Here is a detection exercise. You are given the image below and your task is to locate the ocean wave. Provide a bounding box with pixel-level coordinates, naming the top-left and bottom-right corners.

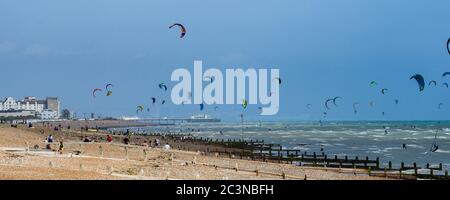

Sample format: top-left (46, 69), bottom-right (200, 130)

top-left (424, 136), bottom-right (448, 140)
top-left (292, 146), bottom-right (310, 151)
top-left (406, 144), bottom-right (425, 149)
top-left (371, 135), bottom-right (386, 138)
top-left (309, 130), bottom-right (340, 134)
top-left (381, 147), bottom-right (403, 152)
top-left (434, 149), bottom-right (450, 154)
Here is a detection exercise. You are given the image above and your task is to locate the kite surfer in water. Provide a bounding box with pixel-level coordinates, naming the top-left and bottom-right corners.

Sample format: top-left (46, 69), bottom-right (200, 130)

top-left (431, 144), bottom-right (439, 152)
top-left (430, 129), bottom-right (440, 152)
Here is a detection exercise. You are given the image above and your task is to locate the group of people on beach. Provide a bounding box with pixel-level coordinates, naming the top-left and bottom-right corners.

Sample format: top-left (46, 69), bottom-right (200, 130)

top-left (43, 134), bottom-right (64, 153)
top-left (131, 138), bottom-right (171, 150)
top-left (98, 128), bottom-right (173, 150)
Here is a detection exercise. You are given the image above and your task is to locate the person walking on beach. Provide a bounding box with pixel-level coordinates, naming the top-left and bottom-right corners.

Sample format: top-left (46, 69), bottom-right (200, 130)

top-left (47, 135), bottom-right (54, 143)
top-left (107, 135), bottom-right (113, 142)
top-left (123, 137), bottom-right (130, 145)
top-left (163, 143), bottom-right (171, 150)
top-left (402, 143), bottom-right (407, 149)
top-left (58, 141), bottom-right (64, 154)
top-left (45, 138), bottom-right (52, 150)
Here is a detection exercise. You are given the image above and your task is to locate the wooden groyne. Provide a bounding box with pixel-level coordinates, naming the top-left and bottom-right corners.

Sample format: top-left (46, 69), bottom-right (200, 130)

top-left (18, 123), bottom-right (449, 180)
top-left (140, 133), bottom-right (448, 180)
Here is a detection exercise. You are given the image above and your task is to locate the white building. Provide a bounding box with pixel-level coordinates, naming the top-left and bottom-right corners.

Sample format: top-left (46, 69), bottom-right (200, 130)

top-left (0, 110), bottom-right (36, 118)
top-left (39, 109), bottom-right (58, 120)
top-left (0, 96), bottom-right (60, 119)
top-left (0, 97), bottom-right (45, 112)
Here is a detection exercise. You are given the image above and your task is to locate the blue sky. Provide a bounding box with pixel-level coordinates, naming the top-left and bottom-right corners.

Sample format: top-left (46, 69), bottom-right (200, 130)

top-left (0, 0), bottom-right (449, 121)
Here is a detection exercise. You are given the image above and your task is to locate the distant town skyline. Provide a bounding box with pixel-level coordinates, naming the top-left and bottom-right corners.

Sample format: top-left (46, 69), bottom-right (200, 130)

top-left (0, 96), bottom-right (60, 120)
top-left (1, 1), bottom-right (450, 121)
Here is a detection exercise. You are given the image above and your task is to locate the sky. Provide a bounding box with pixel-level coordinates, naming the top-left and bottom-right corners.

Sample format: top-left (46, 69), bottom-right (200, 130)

top-left (0, 0), bottom-right (449, 121)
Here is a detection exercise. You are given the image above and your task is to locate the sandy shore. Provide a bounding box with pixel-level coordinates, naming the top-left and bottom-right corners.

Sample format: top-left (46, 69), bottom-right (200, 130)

top-left (0, 125), bottom-right (390, 180)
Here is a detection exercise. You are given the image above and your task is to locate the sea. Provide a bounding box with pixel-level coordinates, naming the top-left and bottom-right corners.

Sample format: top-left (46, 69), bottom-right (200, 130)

top-left (121, 121), bottom-right (450, 171)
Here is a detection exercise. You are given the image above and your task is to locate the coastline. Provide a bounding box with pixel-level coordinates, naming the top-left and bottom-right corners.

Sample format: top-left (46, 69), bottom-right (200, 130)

top-left (0, 124), bottom-right (390, 180)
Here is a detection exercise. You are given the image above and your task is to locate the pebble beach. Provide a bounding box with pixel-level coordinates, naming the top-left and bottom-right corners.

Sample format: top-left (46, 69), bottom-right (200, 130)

top-left (0, 124), bottom-right (389, 180)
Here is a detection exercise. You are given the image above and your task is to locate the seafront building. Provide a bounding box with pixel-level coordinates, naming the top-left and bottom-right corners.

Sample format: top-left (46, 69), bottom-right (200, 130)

top-left (0, 96), bottom-right (60, 120)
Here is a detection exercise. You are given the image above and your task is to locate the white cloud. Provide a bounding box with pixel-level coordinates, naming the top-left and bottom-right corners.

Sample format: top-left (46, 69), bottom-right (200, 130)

top-left (0, 42), bottom-right (16, 53)
top-left (132, 53), bottom-right (146, 59)
top-left (23, 44), bottom-right (50, 56)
